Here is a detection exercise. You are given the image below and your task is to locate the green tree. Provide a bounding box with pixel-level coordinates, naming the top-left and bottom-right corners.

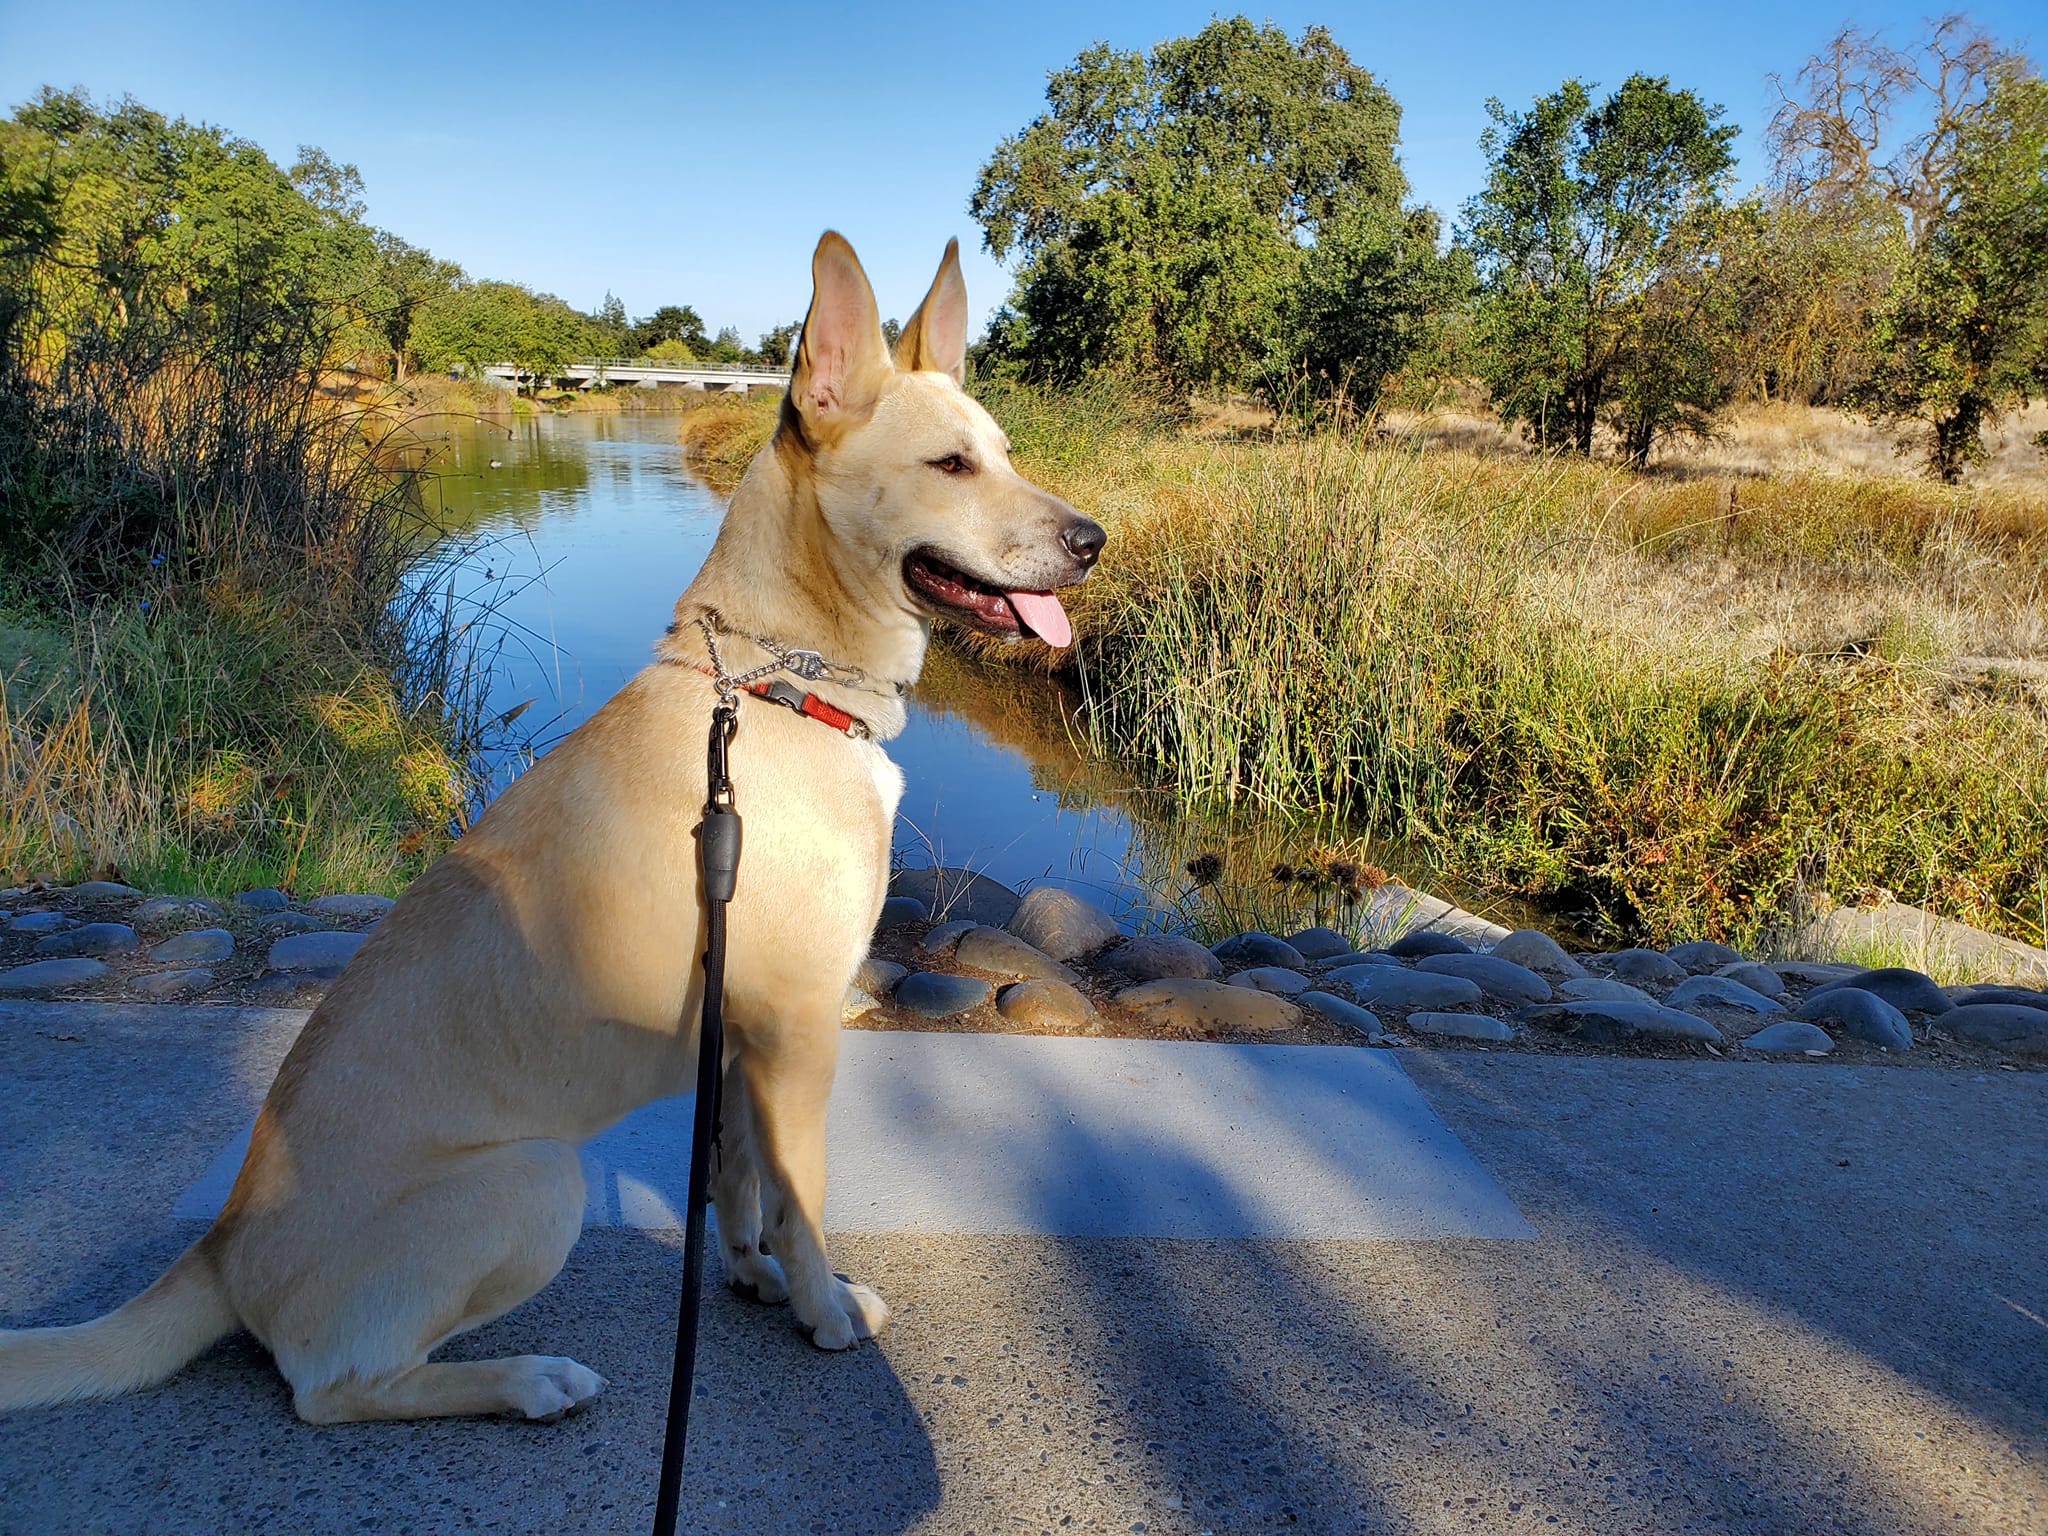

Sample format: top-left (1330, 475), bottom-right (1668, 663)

top-left (360, 232), bottom-right (460, 381)
top-left (756, 321), bottom-right (799, 367)
top-left (971, 18), bottom-right (1413, 396)
top-left (627, 303), bottom-right (706, 356)
top-left (1284, 202), bottom-right (1473, 410)
top-left (1461, 75), bottom-right (1738, 461)
top-left (1863, 69), bottom-right (2048, 480)
top-left (1710, 193), bottom-right (1904, 405)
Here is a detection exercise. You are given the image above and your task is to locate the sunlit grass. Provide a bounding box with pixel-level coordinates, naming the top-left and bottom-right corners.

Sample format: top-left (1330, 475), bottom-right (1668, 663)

top-left (0, 592), bottom-right (475, 894)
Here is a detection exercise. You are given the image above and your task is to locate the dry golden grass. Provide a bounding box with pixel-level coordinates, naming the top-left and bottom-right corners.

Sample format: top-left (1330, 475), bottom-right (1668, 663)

top-left (1380, 398), bottom-right (2048, 489)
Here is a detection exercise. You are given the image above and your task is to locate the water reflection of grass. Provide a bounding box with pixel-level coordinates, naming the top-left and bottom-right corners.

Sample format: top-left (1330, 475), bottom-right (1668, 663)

top-left (913, 646), bottom-right (1544, 942)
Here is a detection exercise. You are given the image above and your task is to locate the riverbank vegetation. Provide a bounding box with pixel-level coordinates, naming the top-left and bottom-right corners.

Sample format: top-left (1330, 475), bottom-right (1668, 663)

top-left (0, 91), bottom-right (488, 892)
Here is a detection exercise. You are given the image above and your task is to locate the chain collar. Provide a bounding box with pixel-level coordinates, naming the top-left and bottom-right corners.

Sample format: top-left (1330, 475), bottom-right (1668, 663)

top-left (691, 609), bottom-right (907, 706)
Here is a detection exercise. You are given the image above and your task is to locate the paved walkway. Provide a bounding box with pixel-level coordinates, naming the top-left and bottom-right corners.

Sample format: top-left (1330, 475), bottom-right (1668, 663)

top-left (3, 1001), bottom-right (2045, 1534)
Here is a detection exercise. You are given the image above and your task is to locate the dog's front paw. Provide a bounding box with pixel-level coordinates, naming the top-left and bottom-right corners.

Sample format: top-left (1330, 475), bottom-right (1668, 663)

top-left (507, 1356), bottom-right (607, 1422)
top-left (726, 1247), bottom-right (789, 1305)
top-left (835, 1278), bottom-right (890, 1341)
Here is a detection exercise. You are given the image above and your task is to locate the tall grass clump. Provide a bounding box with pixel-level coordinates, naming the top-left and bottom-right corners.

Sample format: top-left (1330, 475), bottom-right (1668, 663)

top-left (986, 393), bottom-right (2046, 949)
top-left (676, 389), bottom-right (786, 490)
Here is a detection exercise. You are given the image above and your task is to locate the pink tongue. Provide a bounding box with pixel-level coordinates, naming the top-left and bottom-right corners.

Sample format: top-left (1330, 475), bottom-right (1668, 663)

top-left (1005, 590), bottom-right (1072, 648)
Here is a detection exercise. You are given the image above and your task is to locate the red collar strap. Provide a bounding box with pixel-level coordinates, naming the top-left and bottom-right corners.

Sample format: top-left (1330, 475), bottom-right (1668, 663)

top-left (690, 663), bottom-right (869, 738)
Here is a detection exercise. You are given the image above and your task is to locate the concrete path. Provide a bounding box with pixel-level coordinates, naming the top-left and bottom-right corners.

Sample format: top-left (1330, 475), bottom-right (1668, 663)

top-left (3, 1000), bottom-right (2044, 1535)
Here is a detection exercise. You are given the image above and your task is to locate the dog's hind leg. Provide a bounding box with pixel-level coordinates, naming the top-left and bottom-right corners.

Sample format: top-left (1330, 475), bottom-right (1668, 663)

top-left (710, 1067), bottom-right (788, 1304)
top-left (738, 1037), bottom-right (888, 1350)
top-left (243, 1137), bottom-right (600, 1424)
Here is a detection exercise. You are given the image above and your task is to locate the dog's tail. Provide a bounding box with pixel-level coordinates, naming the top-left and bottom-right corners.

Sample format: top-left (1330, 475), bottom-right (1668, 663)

top-left (0, 1242), bottom-right (237, 1412)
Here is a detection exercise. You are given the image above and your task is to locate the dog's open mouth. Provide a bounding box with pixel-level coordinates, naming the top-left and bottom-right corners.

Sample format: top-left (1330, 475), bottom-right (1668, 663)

top-left (903, 552), bottom-right (1073, 647)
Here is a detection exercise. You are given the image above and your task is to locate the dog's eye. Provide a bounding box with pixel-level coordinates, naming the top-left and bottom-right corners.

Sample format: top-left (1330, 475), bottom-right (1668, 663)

top-left (928, 454), bottom-right (973, 476)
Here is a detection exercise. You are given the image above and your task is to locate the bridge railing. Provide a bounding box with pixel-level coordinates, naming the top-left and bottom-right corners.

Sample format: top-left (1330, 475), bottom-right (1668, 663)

top-left (537, 358), bottom-right (791, 375)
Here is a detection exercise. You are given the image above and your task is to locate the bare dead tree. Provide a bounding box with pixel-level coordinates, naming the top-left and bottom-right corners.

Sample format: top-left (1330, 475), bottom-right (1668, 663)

top-left (1766, 13), bottom-right (2016, 244)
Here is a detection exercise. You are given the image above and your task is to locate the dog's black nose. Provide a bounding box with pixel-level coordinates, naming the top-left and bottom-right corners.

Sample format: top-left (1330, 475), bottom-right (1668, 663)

top-left (1061, 517), bottom-right (1107, 566)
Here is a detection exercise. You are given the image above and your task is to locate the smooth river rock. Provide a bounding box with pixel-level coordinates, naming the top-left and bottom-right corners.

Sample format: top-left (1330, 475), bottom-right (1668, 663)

top-left (131, 895), bottom-right (228, 931)
top-left (1556, 977), bottom-right (1655, 1004)
top-left (1005, 886), bottom-right (1118, 961)
top-left (1605, 948), bottom-right (1688, 985)
top-left (1407, 1011), bottom-right (1515, 1042)
top-left (1384, 929), bottom-right (1473, 960)
top-left (1741, 1021), bottom-right (1836, 1054)
top-left (261, 910), bottom-right (327, 934)
top-left (1942, 1003), bottom-right (2048, 1056)
top-left (7, 911), bottom-right (77, 936)
top-left (1949, 985), bottom-right (2048, 1010)
top-left (1714, 961), bottom-right (1788, 1000)
top-left (0, 958), bottom-right (108, 994)
top-left (1526, 1000), bottom-right (1722, 1044)
top-left (266, 930), bottom-right (367, 973)
top-left (1283, 926), bottom-right (1354, 961)
top-left (1338, 968), bottom-right (1484, 1011)
top-left (1417, 953), bottom-right (1552, 1005)
top-left (233, 887), bottom-right (291, 912)
top-left (995, 979), bottom-right (1098, 1032)
top-left (1294, 991), bottom-right (1384, 1038)
top-left (854, 958), bottom-right (906, 997)
top-left (842, 986), bottom-right (881, 1021)
top-left (876, 896), bottom-right (928, 929)
top-left (952, 926), bottom-right (1079, 985)
top-left (1318, 951), bottom-right (1403, 976)
top-left (134, 968), bottom-right (215, 1000)
top-left (69, 880), bottom-right (141, 899)
top-left (917, 921), bottom-right (978, 958)
top-left (1772, 961), bottom-right (1865, 987)
top-left (1213, 931), bottom-right (1308, 970)
top-left (148, 928), bottom-right (234, 965)
top-left (1795, 987), bottom-right (1913, 1050)
top-left (34, 922), bottom-right (139, 958)
top-left (1664, 974), bottom-right (1787, 1018)
top-left (1115, 978), bottom-right (1299, 1036)
top-left (1101, 935), bottom-right (1222, 983)
top-left (1226, 966), bottom-right (1310, 996)
top-left (1488, 929), bottom-right (1586, 979)
top-left (888, 867), bottom-right (1021, 928)
top-left (1810, 966), bottom-right (1953, 1016)
top-left (892, 971), bottom-right (992, 1019)
top-left (1666, 939), bottom-right (1745, 973)
top-left (305, 893), bottom-right (396, 922)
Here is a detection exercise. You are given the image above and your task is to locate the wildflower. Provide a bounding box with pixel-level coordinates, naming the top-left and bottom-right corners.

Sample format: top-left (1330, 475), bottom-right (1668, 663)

top-left (1184, 852), bottom-right (1224, 887)
top-left (1270, 862), bottom-right (1297, 884)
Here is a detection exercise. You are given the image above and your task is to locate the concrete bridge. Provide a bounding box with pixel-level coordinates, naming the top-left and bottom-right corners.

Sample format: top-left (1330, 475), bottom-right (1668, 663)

top-left (478, 359), bottom-right (789, 393)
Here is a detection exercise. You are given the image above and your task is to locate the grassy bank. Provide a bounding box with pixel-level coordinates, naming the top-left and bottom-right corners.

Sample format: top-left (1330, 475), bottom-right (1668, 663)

top-left (678, 389), bottom-right (786, 488)
top-left (2, 311), bottom-right (485, 898)
top-left (689, 380), bottom-right (2048, 948)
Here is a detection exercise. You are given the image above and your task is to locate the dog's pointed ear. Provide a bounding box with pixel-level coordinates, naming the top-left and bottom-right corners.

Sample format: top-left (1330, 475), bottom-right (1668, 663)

top-left (893, 237), bottom-right (968, 386)
top-left (791, 232), bottom-right (890, 429)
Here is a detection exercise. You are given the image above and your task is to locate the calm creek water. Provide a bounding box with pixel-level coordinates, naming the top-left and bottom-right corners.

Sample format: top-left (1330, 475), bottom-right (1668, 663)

top-left (416, 411), bottom-right (1524, 934)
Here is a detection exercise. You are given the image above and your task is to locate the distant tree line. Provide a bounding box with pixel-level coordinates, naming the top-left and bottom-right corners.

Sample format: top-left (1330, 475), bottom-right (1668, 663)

top-left (0, 86), bottom-right (798, 404)
top-left (973, 15), bottom-right (2048, 481)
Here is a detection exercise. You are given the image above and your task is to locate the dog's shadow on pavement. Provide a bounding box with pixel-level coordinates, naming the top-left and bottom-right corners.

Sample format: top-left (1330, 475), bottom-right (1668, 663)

top-left (0, 1225), bottom-right (941, 1536)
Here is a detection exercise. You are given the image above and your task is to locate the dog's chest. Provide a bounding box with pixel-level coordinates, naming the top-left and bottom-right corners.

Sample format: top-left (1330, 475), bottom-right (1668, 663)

top-left (858, 738), bottom-right (905, 823)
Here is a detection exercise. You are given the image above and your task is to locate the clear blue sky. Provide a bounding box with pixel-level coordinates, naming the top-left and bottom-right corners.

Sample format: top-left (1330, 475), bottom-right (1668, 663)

top-left (1, 2), bottom-right (2037, 338)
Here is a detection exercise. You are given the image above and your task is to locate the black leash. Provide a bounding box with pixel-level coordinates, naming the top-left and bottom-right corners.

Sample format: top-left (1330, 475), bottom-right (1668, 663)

top-left (650, 698), bottom-right (742, 1536)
